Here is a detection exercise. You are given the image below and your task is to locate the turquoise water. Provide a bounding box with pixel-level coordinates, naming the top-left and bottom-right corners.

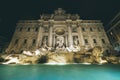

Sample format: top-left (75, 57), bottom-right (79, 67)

top-left (0, 64), bottom-right (120, 80)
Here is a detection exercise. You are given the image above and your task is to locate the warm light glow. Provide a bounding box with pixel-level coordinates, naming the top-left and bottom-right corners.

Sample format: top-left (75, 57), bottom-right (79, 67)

top-left (55, 29), bottom-right (65, 35)
top-left (2, 57), bottom-right (19, 64)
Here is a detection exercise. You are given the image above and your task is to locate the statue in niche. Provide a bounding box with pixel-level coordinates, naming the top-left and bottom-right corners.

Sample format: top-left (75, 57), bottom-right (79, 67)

top-left (74, 36), bottom-right (79, 46)
top-left (72, 36), bottom-right (80, 52)
top-left (55, 36), bottom-right (65, 50)
top-left (41, 37), bottom-right (49, 50)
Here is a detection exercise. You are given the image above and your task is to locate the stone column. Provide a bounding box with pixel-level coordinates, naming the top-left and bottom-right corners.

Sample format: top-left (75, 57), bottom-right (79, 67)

top-left (88, 35), bottom-right (93, 48)
top-left (68, 25), bottom-right (73, 47)
top-left (7, 40), bottom-right (16, 53)
top-left (48, 26), bottom-right (53, 47)
top-left (65, 35), bottom-right (68, 47)
top-left (17, 39), bottom-right (21, 49)
top-left (53, 34), bottom-right (56, 47)
top-left (77, 25), bottom-right (84, 46)
top-left (36, 25), bottom-right (43, 48)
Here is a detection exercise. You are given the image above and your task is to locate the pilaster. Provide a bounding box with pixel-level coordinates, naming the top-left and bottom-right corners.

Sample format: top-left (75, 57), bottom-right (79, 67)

top-left (48, 26), bottom-right (53, 47)
top-left (36, 22), bottom-right (43, 48)
top-left (67, 24), bottom-right (73, 47)
top-left (77, 24), bottom-right (85, 46)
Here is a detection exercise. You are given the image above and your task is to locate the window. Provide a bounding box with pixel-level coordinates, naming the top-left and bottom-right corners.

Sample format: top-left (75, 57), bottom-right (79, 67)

top-left (84, 39), bottom-right (88, 44)
top-left (19, 27), bottom-right (23, 31)
top-left (110, 32), bottom-right (113, 35)
top-left (32, 39), bottom-right (36, 45)
top-left (98, 27), bottom-right (101, 31)
top-left (27, 27), bottom-right (30, 32)
top-left (82, 27), bottom-right (85, 32)
top-left (14, 39), bottom-right (19, 45)
top-left (44, 29), bottom-right (48, 32)
top-left (90, 27), bottom-right (93, 31)
top-left (24, 39), bottom-right (27, 44)
top-left (35, 27), bottom-right (39, 32)
top-left (72, 28), bottom-right (77, 32)
top-left (93, 39), bottom-right (97, 44)
top-left (101, 39), bottom-right (105, 44)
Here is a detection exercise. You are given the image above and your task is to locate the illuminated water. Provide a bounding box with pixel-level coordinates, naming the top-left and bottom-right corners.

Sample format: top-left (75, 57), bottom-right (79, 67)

top-left (0, 64), bottom-right (120, 80)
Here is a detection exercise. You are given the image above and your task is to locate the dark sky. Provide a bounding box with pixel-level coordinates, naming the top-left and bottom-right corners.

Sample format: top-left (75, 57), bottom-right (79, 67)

top-left (0, 0), bottom-right (120, 40)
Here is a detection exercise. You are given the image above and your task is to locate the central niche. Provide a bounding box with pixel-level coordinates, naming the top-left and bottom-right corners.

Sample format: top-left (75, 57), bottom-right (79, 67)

top-left (55, 28), bottom-right (65, 35)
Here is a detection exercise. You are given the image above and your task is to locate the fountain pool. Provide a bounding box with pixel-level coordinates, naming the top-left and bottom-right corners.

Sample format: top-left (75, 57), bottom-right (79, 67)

top-left (0, 64), bottom-right (120, 80)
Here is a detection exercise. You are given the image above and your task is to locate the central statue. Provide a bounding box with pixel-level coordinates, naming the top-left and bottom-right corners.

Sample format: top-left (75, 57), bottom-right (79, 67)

top-left (55, 36), bottom-right (65, 49)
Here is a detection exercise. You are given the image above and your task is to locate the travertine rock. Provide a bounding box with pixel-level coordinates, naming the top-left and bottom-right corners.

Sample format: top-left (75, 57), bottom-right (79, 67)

top-left (47, 52), bottom-right (74, 63)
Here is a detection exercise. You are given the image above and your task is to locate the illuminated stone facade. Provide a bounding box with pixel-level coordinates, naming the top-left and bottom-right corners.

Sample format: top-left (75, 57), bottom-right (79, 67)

top-left (7, 8), bottom-right (110, 53)
top-left (107, 12), bottom-right (120, 51)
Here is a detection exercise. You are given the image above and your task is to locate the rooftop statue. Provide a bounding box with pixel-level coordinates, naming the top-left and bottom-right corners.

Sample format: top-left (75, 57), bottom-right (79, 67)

top-left (54, 8), bottom-right (66, 15)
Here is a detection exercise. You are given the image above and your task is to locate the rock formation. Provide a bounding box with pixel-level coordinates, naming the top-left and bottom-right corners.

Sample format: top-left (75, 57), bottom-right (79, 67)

top-left (0, 46), bottom-right (120, 64)
top-left (74, 46), bottom-right (107, 64)
top-left (47, 52), bottom-right (74, 63)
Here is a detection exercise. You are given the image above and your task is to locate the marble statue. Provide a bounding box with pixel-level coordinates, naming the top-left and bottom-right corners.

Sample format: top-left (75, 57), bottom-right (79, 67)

top-left (41, 37), bottom-right (49, 50)
top-left (55, 36), bottom-right (65, 50)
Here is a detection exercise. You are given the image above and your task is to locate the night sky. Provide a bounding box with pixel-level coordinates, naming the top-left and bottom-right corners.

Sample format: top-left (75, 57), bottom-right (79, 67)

top-left (0, 0), bottom-right (120, 40)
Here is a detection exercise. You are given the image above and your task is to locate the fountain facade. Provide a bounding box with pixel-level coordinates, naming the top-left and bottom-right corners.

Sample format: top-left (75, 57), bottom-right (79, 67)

top-left (6, 8), bottom-right (110, 54)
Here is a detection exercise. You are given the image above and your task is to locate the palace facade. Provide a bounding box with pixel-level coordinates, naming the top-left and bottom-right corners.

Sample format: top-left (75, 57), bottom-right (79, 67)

top-left (106, 12), bottom-right (120, 52)
top-left (7, 8), bottom-right (110, 53)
